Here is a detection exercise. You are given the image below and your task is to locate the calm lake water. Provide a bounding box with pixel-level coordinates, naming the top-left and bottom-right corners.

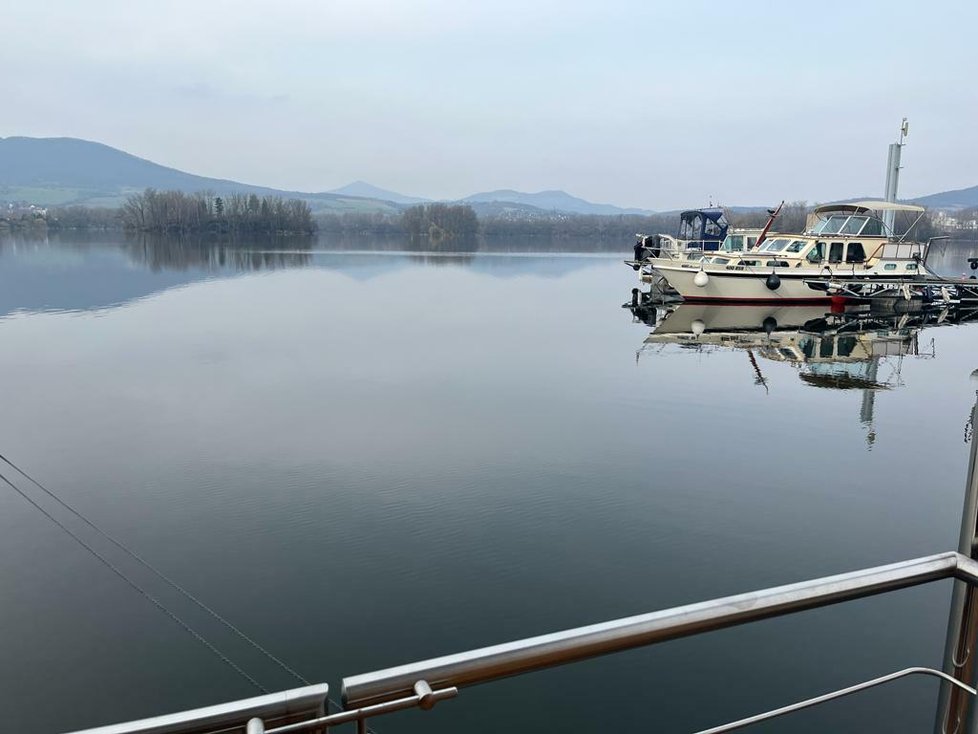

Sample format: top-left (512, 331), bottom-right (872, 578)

top-left (1, 234), bottom-right (978, 733)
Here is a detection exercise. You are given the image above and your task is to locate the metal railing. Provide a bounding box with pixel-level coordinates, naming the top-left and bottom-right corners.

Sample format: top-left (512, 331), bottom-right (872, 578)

top-left (68, 684), bottom-right (329, 734)
top-left (692, 667), bottom-right (975, 734)
top-left (64, 550), bottom-right (978, 734)
top-left (246, 681), bottom-right (457, 734)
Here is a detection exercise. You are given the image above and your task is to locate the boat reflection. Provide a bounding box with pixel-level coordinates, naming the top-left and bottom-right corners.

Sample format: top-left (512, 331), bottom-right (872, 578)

top-left (629, 300), bottom-right (978, 447)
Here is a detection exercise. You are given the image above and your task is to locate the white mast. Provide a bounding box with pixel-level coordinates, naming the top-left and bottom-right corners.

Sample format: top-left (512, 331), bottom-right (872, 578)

top-left (882, 118), bottom-right (909, 235)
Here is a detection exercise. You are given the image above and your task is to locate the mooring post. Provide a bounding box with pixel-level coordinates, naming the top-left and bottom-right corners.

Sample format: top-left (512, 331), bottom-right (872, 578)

top-left (937, 389), bottom-right (978, 734)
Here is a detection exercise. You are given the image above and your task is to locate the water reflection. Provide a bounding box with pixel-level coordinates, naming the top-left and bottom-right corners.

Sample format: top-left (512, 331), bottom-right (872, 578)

top-left (125, 234), bottom-right (313, 272)
top-left (630, 300), bottom-right (978, 447)
top-left (0, 235), bottom-right (616, 319)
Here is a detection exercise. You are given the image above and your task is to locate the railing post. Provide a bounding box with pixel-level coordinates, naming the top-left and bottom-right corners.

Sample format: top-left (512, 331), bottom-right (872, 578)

top-left (937, 390), bottom-right (978, 734)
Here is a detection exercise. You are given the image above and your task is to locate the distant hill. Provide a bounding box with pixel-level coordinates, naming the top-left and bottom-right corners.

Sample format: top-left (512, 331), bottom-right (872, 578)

top-left (0, 137), bottom-right (400, 213)
top-left (6, 135), bottom-right (975, 217)
top-left (461, 189), bottom-right (653, 216)
top-left (462, 200), bottom-right (555, 219)
top-left (911, 185), bottom-right (978, 210)
top-left (328, 180), bottom-right (429, 205)
top-left (0, 139), bottom-right (658, 216)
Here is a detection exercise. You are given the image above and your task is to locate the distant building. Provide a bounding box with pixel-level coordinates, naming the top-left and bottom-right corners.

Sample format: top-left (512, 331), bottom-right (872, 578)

top-left (934, 209), bottom-right (978, 231)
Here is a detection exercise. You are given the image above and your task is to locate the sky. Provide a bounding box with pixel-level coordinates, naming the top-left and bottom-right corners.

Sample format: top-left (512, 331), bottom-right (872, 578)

top-left (2, 0), bottom-right (976, 210)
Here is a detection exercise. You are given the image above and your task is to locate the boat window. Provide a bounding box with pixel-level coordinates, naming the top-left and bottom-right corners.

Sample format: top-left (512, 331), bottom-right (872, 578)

top-left (820, 339), bottom-right (835, 359)
top-left (704, 217), bottom-right (724, 238)
top-left (800, 337), bottom-right (816, 359)
top-left (829, 242), bottom-right (844, 264)
top-left (766, 260), bottom-right (789, 267)
top-left (837, 336), bottom-right (857, 358)
top-left (846, 242), bottom-right (866, 263)
top-left (816, 215), bottom-right (849, 235)
top-left (906, 262), bottom-right (918, 270)
top-left (680, 214), bottom-right (704, 241)
top-left (806, 242), bottom-right (825, 264)
top-left (859, 218), bottom-right (883, 236)
top-left (739, 259), bottom-right (759, 266)
top-left (712, 257), bottom-right (730, 264)
top-left (723, 235), bottom-right (744, 251)
top-left (762, 238), bottom-right (789, 252)
top-left (884, 263), bottom-right (897, 271)
top-left (786, 239), bottom-right (807, 253)
top-left (747, 236), bottom-right (758, 249)
top-left (841, 216), bottom-right (867, 235)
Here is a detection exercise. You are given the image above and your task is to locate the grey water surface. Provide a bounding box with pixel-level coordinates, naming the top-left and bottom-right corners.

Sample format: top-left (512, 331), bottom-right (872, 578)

top-left (1, 234), bottom-right (977, 734)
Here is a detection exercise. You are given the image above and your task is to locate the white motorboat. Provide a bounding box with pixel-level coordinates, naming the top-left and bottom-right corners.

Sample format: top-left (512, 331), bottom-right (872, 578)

top-left (647, 200), bottom-right (936, 303)
top-left (631, 207), bottom-right (764, 265)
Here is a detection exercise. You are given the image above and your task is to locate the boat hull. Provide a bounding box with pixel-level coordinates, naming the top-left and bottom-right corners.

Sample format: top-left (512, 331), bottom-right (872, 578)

top-left (652, 263), bottom-right (835, 303)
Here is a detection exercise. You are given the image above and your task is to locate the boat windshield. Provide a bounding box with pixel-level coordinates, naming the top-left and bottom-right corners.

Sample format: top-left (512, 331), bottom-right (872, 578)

top-left (758, 238), bottom-right (789, 252)
top-left (810, 214), bottom-right (886, 237)
top-left (812, 215), bottom-right (850, 235)
top-left (840, 216), bottom-right (868, 235)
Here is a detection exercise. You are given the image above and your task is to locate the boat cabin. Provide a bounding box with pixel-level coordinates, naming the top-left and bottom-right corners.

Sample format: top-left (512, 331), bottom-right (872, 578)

top-left (715, 201), bottom-right (929, 270)
top-left (718, 228), bottom-right (762, 253)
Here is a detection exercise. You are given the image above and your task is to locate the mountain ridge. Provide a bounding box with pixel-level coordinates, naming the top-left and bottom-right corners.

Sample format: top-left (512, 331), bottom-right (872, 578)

top-left (460, 188), bottom-right (655, 216)
top-left (327, 180), bottom-right (430, 205)
top-left (2, 136), bottom-right (976, 215)
top-left (0, 136), bottom-right (400, 213)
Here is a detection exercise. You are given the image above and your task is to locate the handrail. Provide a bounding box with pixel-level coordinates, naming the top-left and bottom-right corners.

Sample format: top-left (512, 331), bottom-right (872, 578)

top-left (248, 681), bottom-right (457, 734)
top-left (66, 684), bottom-right (329, 734)
top-left (692, 667), bottom-right (976, 734)
top-left (343, 552), bottom-right (978, 708)
top-left (62, 552), bottom-right (978, 734)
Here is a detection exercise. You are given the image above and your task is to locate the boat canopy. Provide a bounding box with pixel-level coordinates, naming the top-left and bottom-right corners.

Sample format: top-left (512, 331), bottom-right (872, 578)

top-left (812, 200), bottom-right (926, 216)
top-left (678, 207), bottom-right (728, 248)
top-left (806, 200), bottom-right (925, 237)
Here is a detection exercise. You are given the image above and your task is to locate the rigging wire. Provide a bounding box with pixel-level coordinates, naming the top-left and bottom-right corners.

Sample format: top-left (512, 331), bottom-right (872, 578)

top-left (0, 452), bottom-right (310, 688)
top-left (0, 467), bottom-right (267, 694)
top-left (0, 452), bottom-right (382, 733)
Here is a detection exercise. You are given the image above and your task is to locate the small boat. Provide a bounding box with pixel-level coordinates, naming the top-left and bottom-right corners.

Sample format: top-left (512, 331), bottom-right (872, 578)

top-left (631, 207), bottom-right (763, 264)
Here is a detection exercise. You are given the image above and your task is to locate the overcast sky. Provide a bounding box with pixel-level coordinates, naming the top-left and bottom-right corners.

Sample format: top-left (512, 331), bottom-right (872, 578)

top-left (2, 0), bottom-right (975, 209)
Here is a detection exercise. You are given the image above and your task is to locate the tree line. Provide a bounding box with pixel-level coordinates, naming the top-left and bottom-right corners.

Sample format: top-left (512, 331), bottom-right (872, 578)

top-left (5, 195), bottom-right (952, 244)
top-left (317, 204), bottom-right (480, 243)
top-left (401, 203), bottom-right (479, 242)
top-left (120, 189), bottom-right (315, 234)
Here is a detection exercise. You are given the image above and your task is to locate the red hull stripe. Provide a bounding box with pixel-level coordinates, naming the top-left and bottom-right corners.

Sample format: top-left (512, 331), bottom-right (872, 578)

top-left (680, 296), bottom-right (838, 304)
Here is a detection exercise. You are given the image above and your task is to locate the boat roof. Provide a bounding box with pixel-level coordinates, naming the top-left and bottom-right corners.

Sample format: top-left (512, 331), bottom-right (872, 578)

top-left (680, 207), bottom-right (726, 220)
top-left (812, 200), bottom-right (925, 215)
